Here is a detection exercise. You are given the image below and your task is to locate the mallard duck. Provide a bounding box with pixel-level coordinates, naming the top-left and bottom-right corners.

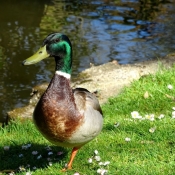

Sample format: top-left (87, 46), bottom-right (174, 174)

top-left (23, 33), bottom-right (103, 171)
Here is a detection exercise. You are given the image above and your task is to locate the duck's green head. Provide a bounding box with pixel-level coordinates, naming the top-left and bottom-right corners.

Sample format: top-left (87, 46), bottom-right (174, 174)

top-left (23, 33), bottom-right (72, 74)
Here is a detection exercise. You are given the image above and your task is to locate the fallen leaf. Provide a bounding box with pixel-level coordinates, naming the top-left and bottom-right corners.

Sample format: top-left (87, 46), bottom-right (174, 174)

top-left (165, 94), bottom-right (175, 100)
top-left (144, 91), bottom-right (149, 99)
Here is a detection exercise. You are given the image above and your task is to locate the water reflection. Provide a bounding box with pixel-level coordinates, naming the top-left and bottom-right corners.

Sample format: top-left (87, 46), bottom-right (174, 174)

top-left (0, 0), bottom-right (175, 122)
top-left (40, 0), bottom-right (174, 66)
top-left (0, 0), bottom-right (50, 121)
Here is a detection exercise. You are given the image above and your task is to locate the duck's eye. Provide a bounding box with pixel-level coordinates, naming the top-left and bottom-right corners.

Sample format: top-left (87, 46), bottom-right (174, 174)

top-left (55, 39), bottom-right (60, 42)
top-left (39, 51), bottom-right (42, 54)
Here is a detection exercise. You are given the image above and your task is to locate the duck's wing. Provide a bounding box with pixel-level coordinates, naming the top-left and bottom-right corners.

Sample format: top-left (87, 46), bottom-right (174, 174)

top-left (72, 88), bottom-right (103, 143)
top-left (73, 88), bottom-right (103, 115)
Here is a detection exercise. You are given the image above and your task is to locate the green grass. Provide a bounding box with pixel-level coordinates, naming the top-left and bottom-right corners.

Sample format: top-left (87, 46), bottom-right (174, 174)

top-left (1, 66), bottom-right (175, 174)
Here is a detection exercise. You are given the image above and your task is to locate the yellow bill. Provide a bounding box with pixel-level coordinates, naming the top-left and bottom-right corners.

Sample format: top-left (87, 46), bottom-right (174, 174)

top-left (23, 45), bottom-right (49, 65)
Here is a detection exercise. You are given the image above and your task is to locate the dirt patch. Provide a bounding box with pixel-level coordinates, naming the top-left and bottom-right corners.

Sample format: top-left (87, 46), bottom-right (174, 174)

top-left (72, 53), bottom-right (175, 104)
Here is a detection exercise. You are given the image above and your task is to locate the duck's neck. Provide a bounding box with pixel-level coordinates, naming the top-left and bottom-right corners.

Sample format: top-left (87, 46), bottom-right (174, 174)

top-left (54, 41), bottom-right (72, 74)
top-left (55, 56), bottom-right (72, 74)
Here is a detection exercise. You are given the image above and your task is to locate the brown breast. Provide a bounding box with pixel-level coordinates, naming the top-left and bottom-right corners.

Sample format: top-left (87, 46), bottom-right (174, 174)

top-left (33, 74), bottom-right (82, 143)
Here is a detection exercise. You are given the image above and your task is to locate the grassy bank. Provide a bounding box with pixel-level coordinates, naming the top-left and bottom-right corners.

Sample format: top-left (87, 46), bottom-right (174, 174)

top-left (1, 66), bottom-right (175, 175)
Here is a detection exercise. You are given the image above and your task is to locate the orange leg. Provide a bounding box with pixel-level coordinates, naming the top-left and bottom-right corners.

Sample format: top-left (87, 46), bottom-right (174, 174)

top-left (62, 147), bottom-right (80, 171)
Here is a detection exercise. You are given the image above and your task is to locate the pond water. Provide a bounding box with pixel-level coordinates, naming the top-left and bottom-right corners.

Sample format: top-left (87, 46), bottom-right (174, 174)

top-left (0, 0), bottom-right (175, 122)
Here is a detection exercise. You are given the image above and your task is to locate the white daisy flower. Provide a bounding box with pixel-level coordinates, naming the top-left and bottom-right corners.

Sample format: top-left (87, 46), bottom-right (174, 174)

top-left (131, 111), bottom-right (139, 118)
top-left (125, 137), bottom-right (131, 142)
top-left (45, 146), bottom-right (52, 151)
top-left (145, 114), bottom-right (154, 121)
top-left (94, 150), bottom-right (98, 155)
top-left (97, 168), bottom-right (108, 175)
top-left (37, 155), bottom-right (42, 159)
top-left (4, 146), bottom-right (10, 151)
top-left (99, 162), bottom-right (104, 165)
top-left (172, 111), bottom-right (175, 116)
top-left (88, 158), bottom-right (93, 163)
top-left (104, 161), bottom-right (110, 166)
top-left (158, 114), bottom-right (164, 119)
top-left (114, 122), bottom-right (120, 128)
top-left (48, 151), bottom-right (53, 155)
top-left (9, 172), bottom-right (15, 175)
top-left (73, 173), bottom-right (80, 175)
top-left (149, 127), bottom-right (156, 133)
top-left (22, 145), bottom-right (28, 150)
top-left (57, 151), bottom-right (63, 155)
top-left (48, 162), bottom-right (52, 166)
top-left (32, 151), bottom-right (38, 155)
top-left (19, 154), bottom-right (23, 158)
top-left (27, 144), bottom-right (31, 148)
top-left (19, 166), bottom-right (26, 171)
top-left (167, 84), bottom-right (173, 90)
top-left (94, 155), bottom-right (101, 161)
top-left (22, 144), bottom-right (31, 150)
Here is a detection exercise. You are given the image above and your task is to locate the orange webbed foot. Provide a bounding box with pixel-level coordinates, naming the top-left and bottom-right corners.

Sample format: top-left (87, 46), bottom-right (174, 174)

top-left (61, 167), bottom-right (71, 172)
top-left (61, 147), bottom-right (80, 171)
top-left (61, 163), bottom-right (73, 172)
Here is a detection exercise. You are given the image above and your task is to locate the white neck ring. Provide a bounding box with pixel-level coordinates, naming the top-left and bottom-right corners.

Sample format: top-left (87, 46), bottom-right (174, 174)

top-left (55, 71), bottom-right (71, 79)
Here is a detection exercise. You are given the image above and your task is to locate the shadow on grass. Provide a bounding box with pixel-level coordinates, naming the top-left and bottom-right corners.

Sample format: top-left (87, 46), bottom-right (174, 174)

top-left (0, 143), bottom-right (68, 174)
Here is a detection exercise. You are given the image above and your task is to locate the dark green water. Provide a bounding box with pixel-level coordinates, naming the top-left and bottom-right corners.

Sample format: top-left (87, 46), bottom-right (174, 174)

top-left (0, 0), bottom-right (175, 122)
